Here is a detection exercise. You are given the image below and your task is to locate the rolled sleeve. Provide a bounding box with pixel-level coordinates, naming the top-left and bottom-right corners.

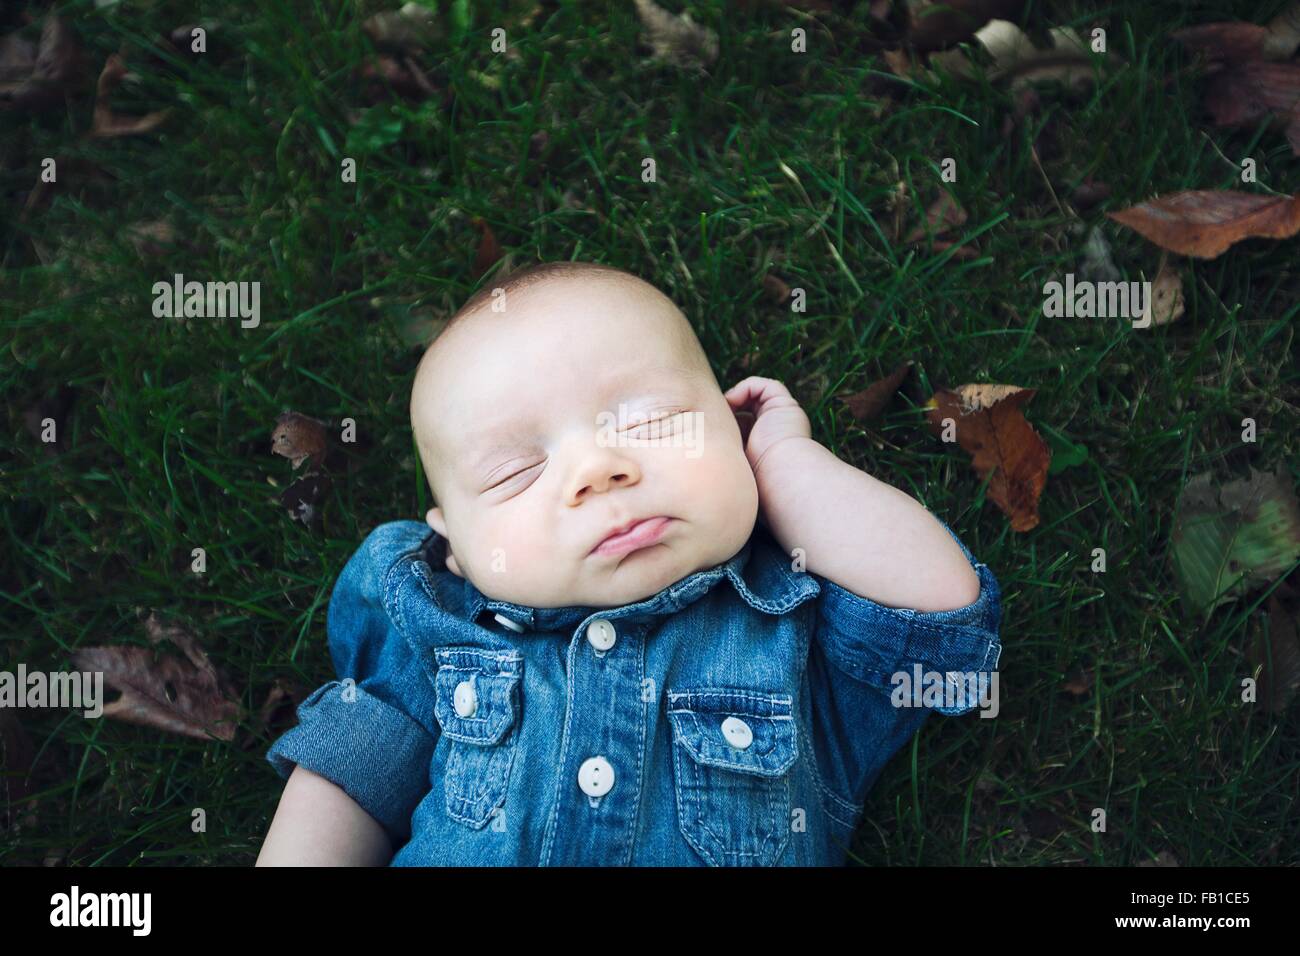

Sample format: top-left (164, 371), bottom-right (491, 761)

top-left (267, 679), bottom-right (436, 846)
top-left (266, 521), bottom-right (441, 849)
top-left (814, 518), bottom-right (1002, 716)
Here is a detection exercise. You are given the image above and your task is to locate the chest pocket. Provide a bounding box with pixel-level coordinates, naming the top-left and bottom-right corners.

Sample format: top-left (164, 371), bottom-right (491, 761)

top-left (431, 647), bottom-right (523, 830)
top-left (667, 688), bottom-right (798, 866)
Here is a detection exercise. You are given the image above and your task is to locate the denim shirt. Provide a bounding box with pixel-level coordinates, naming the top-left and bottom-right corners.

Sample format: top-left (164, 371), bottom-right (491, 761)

top-left (266, 516), bottom-right (1002, 866)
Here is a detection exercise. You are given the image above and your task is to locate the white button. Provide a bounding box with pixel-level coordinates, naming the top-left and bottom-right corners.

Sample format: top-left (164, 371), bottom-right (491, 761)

top-left (453, 679), bottom-right (477, 717)
top-left (494, 613), bottom-right (525, 633)
top-left (586, 618), bottom-right (617, 651)
top-left (577, 756), bottom-right (615, 796)
top-left (721, 717), bottom-right (753, 750)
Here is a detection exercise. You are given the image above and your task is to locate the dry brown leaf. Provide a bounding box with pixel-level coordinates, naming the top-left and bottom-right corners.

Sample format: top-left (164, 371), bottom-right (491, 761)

top-left (930, 19), bottom-right (1109, 91)
top-left (1172, 3), bottom-right (1300, 63)
top-left (72, 615), bottom-right (241, 742)
top-left (907, 0), bottom-right (1024, 52)
top-left (90, 53), bottom-right (170, 137)
top-left (633, 0), bottom-right (719, 72)
top-left (270, 411), bottom-right (329, 469)
top-left (280, 472), bottom-right (332, 525)
top-left (1107, 190), bottom-right (1300, 259)
top-left (1202, 61), bottom-right (1300, 156)
top-left (839, 362), bottom-right (913, 422)
top-left (1141, 258), bottom-right (1185, 327)
top-left (924, 384), bottom-right (1050, 532)
top-left (0, 15), bottom-right (85, 112)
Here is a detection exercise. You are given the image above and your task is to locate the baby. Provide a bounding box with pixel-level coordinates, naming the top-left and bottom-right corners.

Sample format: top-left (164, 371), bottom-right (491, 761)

top-left (257, 260), bottom-right (1003, 866)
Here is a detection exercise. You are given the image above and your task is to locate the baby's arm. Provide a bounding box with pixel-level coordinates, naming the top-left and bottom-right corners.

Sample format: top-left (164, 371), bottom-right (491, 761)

top-left (256, 765), bottom-right (393, 866)
top-left (727, 376), bottom-right (981, 612)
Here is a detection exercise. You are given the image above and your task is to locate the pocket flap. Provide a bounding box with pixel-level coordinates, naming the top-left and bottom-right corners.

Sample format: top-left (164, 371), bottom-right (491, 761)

top-left (666, 688), bottom-right (797, 776)
top-left (432, 647), bottom-right (522, 745)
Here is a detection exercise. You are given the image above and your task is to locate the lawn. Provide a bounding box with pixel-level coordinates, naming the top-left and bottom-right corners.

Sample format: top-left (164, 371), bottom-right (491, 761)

top-left (3, 0), bottom-right (1298, 866)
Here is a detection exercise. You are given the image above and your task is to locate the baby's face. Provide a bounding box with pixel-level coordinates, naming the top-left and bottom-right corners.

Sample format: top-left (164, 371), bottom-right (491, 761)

top-left (412, 276), bottom-right (759, 609)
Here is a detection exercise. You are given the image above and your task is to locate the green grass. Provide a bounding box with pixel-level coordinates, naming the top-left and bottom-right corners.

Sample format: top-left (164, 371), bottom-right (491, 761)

top-left (3, 0), bottom-right (1298, 866)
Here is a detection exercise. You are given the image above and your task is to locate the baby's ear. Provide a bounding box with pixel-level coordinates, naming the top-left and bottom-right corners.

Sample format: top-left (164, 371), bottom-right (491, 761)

top-left (424, 507), bottom-right (464, 578)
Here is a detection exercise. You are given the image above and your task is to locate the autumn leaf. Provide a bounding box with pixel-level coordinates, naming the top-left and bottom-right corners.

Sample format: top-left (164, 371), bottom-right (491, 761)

top-left (1140, 257), bottom-right (1185, 327)
top-left (840, 362), bottom-right (913, 422)
top-left (280, 472), bottom-right (333, 526)
top-left (930, 19), bottom-right (1114, 92)
top-left (761, 273), bottom-right (792, 304)
top-left (90, 53), bottom-right (170, 138)
top-left (1172, 3), bottom-right (1300, 64)
top-left (1107, 190), bottom-right (1300, 259)
top-left (0, 15), bottom-right (86, 113)
top-left (270, 411), bottom-right (328, 469)
top-left (1170, 467), bottom-right (1300, 617)
top-left (70, 613), bottom-right (242, 742)
top-left (924, 384), bottom-right (1050, 532)
top-left (1202, 61), bottom-right (1300, 156)
top-left (633, 0), bottom-right (719, 73)
top-left (906, 0), bottom-right (1024, 53)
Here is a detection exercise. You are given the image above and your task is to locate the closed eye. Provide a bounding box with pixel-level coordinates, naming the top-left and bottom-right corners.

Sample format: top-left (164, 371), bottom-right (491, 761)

top-left (484, 459), bottom-right (545, 492)
top-left (623, 409), bottom-right (688, 436)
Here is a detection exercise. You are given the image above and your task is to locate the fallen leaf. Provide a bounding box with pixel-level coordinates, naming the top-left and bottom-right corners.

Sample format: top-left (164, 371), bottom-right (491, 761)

top-left (280, 472), bottom-right (332, 525)
top-left (90, 53), bottom-right (170, 137)
top-left (924, 384), bottom-right (1050, 532)
top-left (1202, 61), bottom-right (1300, 156)
top-left (1172, 3), bottom-right (1300, 63)
top-left (633, 0), bottom-right (719, 72)
top-left (71, 616), bottom-right (242, 741)
top-left (930, 19), bottom-right (1113, 91)
top-left (840, 362), bottom-right (913, 422)
top-left (270, 411), bottom-right (328, 469)
top-left (0, 15), bottom-right (85, 112)
top-left (1107, 190), bottom-right (1300, 259)
top-left (1170, 467), bottom-right (1300, 616)
top-left (906, 0), bottom-right (1024, 52)
top-left (1248, 593), bottom-right (1300, 712)
top-left (1141, 258), bottom-right (1185, 326)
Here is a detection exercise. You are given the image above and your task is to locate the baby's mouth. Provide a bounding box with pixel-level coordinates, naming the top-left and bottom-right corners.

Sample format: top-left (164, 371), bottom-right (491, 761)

top-left (589, 516), bottom-right (674, 558)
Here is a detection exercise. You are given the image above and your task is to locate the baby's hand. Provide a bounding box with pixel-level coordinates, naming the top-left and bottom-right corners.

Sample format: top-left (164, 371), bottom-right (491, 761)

top-left (724, 376), bottom-right (813, 479)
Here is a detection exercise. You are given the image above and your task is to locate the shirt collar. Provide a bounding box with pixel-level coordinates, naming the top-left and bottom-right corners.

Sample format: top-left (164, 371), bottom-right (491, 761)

top-left (419, 524), bottom-right (819, 634)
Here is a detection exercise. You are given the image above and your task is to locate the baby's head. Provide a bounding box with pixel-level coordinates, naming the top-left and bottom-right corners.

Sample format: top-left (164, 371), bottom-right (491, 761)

top-left (410, 261), bottom-right (759, 609)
